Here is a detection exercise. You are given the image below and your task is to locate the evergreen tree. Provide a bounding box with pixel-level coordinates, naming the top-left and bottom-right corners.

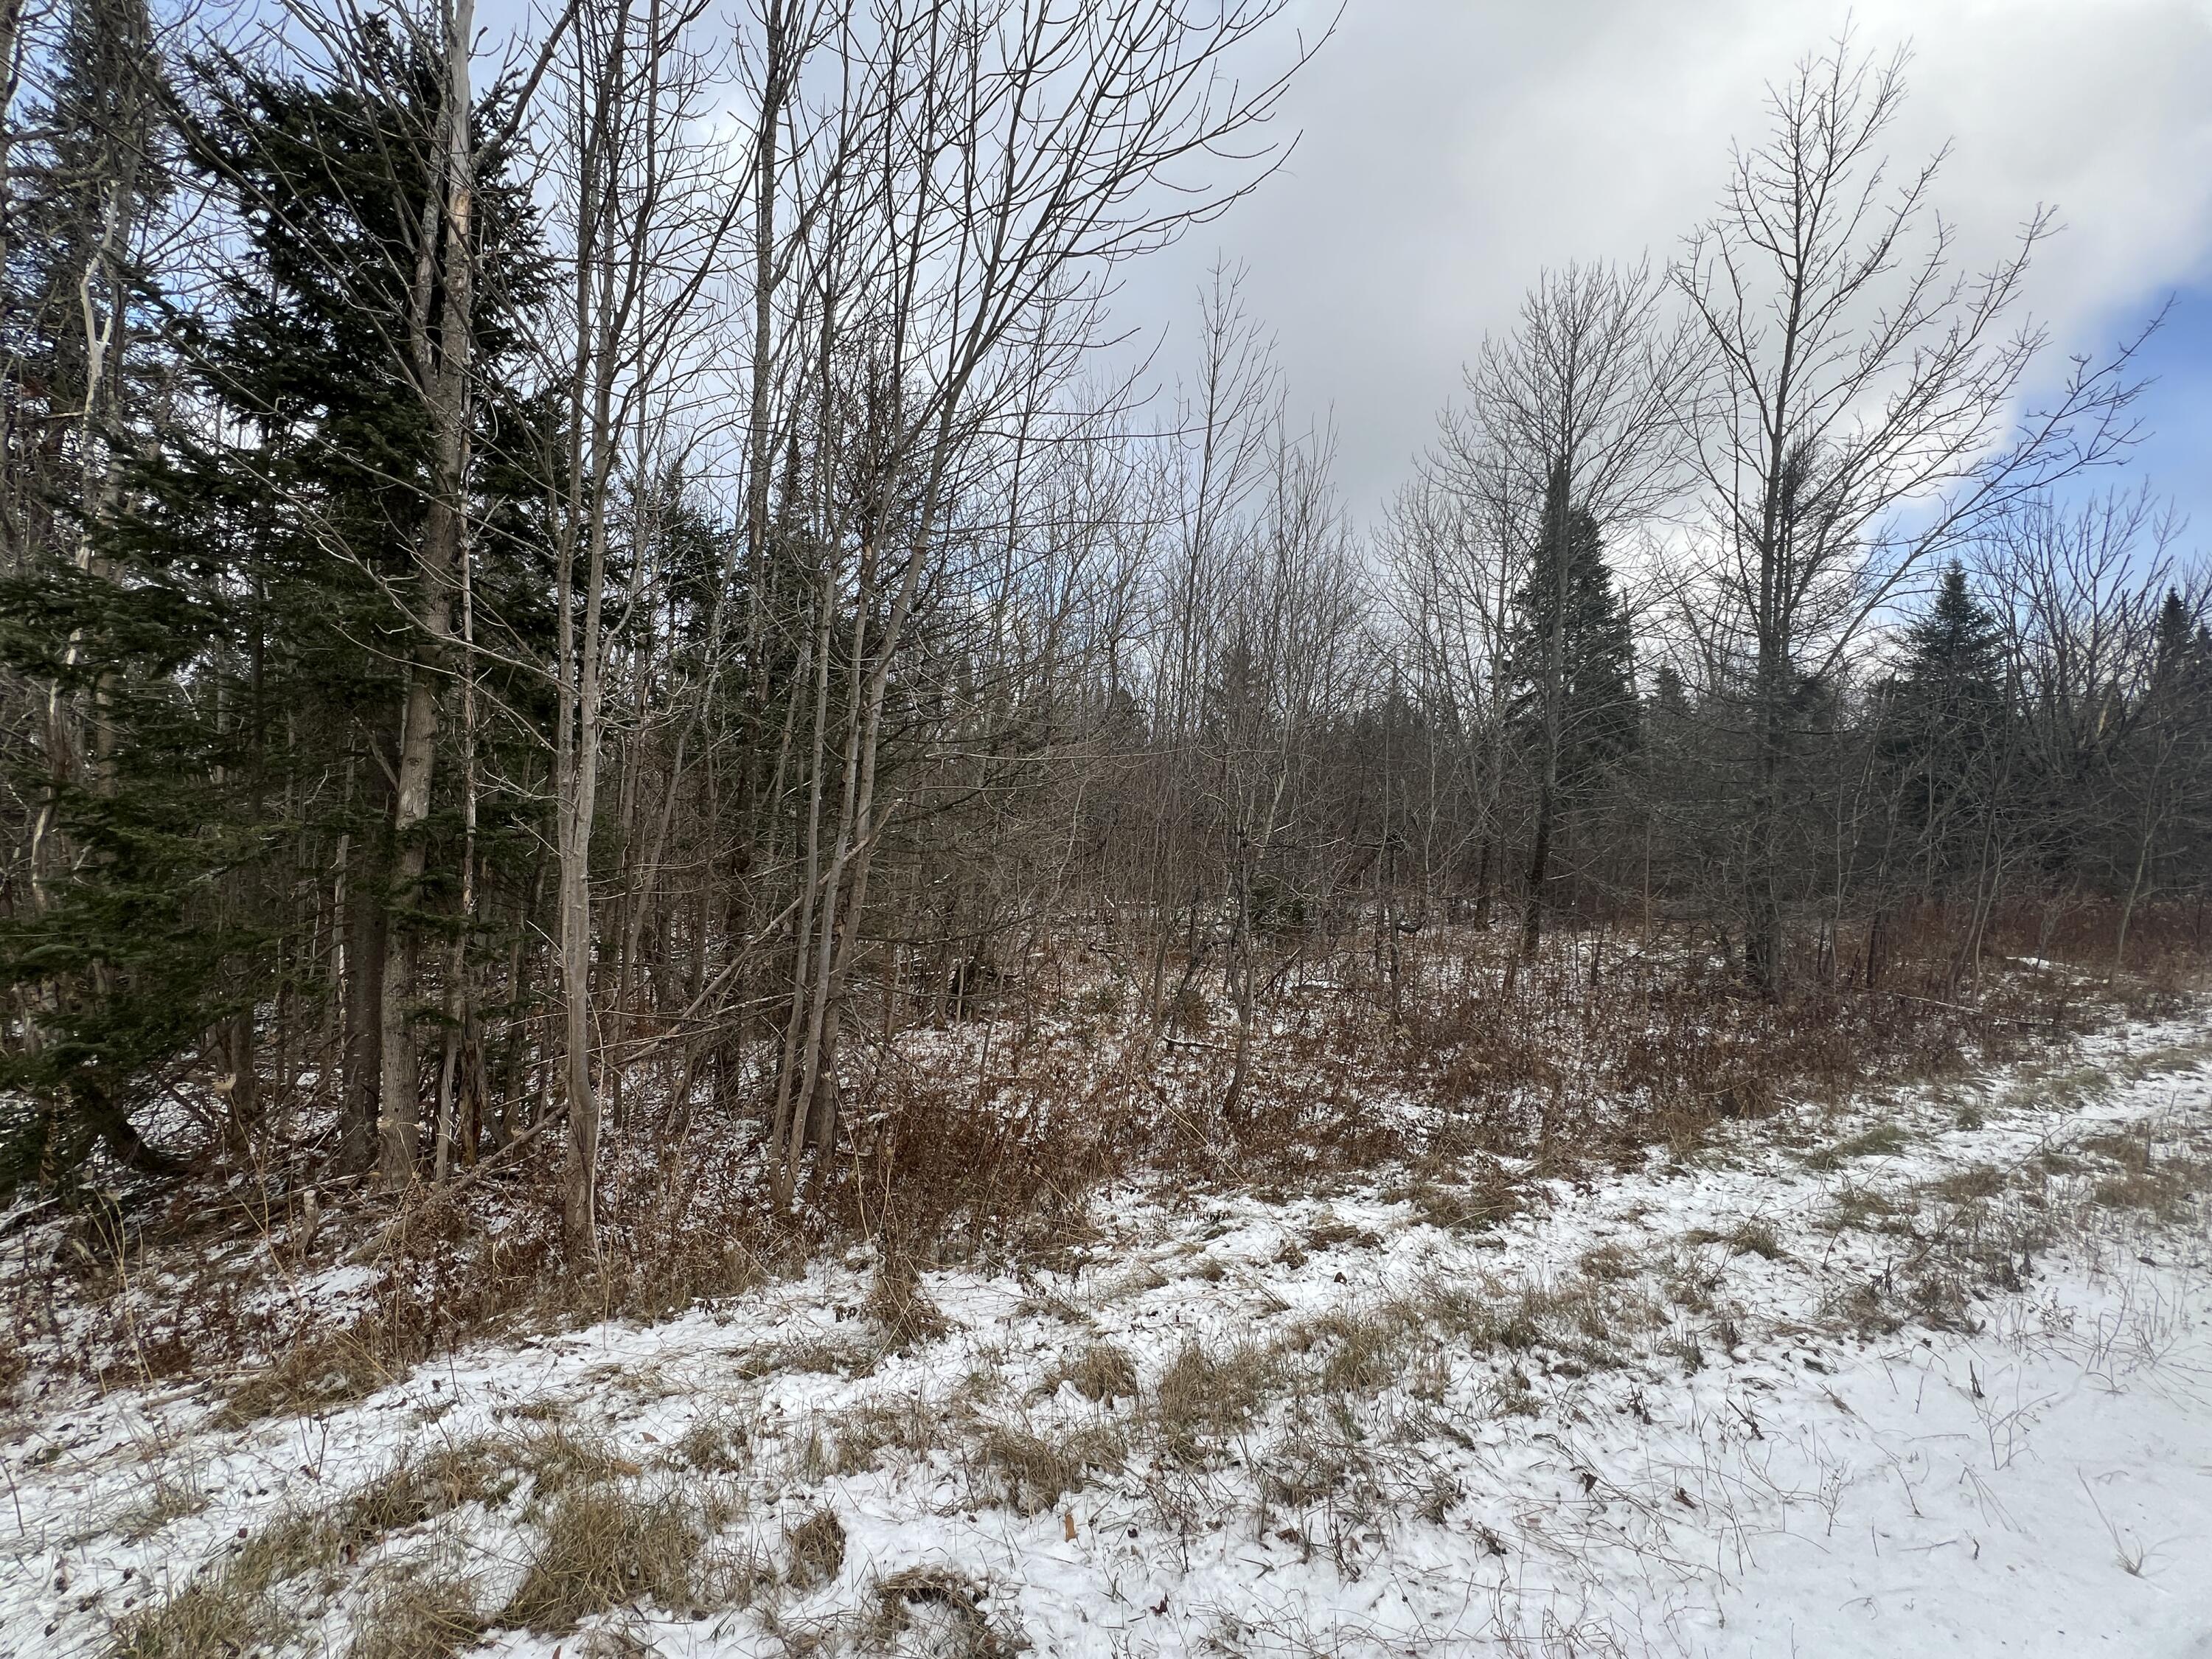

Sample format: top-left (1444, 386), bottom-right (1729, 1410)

top-left (2127, 590), bottom-right (2212, 925)
top-left (0, 21), bottom-right (546, 1190)
top-left (1878, 563), bottom-right (2008, 890)
top-left (0, 0), bottom-right (170, 569)
top-left (1509, 469), bottom-right (1638, 785)
top-left (1507, 463), bottom-right (1636, 950)
top-left (2149, 589), bottom-right (2199, 695)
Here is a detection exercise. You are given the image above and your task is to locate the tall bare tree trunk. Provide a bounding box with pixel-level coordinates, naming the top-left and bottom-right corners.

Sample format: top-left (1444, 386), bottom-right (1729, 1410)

top-left (378, 0), bottom-right (476, 1186)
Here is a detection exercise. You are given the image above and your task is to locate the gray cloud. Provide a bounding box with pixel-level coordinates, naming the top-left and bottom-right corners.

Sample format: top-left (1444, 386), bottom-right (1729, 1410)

top-left (1111, 0), bottom-right (2212, 515)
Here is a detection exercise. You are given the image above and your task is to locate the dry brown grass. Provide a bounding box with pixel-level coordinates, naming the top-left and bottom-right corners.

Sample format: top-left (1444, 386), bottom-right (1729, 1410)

top-left (110, 1571), bottom-right (285, 1659)
top-left (1287, 1307), bottom-right (1411, 1396)
top-left (116, 1467), bottom-right (209, 1543)
top-left (111, 1435), bottom-right (524, 1657)
top-left (515, 1424), bottom-right (639, 1503)
top-left (1043, 1340), bottom-right (1139, 1404)
top-left (868, 1565), bottom-right (1016, 1658)
top-left (109, 1506), bottom-right (342, 1658)
top-left (969, 1421), bottom-right (1127, 1513)
top-left (217, 1327), bottom-right (397, 1426)
top-left (1820, 1180), bottom-right (1911, 1234)
top-left (826, 1393), bottom-right (947, 1476)
top-left (1806, 1107), bottom-right (2212, 1341)
top-left (120, 1425), bottom-right (717, 1653)
top-left (2075, 1127), bottom-right (2212, 1217)
top-left (32, 891), bottom-right (2188, 1420)
top-left (1933, 1164), bottom-right (2007, 1203)
top-left (1804, 1124), bottom-right (1913, 1170)
top-left (1681, 1219), bottom-right (1786, 1260)
top-left (670, 1408), bottom-right (751, 1473)
top-left (44, 1133), bottom-right (788, 1422)
top-left (783, 1504), bottom-right (846, 1590)
top-left (1303, 1213), bottom-right (1382, 1251)
top-left (499, 1481), bottom-right (704, 1632)
top-left (341, 1437), bottom-right (519, 1538)
top-left (865, 1253), bottom-right (953, 1352)
top-left (1152, 1339), bottom-right (1284, 1461)
top-left (1396, 1162), bottom-right (1525, 1232)
top-left (345, 1571), bottom-right (482, 1659)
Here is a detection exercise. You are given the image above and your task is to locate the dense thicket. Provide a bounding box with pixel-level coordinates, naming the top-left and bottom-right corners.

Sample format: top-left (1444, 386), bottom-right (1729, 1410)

top-left (1, 6), bottom-right (2204, 1229)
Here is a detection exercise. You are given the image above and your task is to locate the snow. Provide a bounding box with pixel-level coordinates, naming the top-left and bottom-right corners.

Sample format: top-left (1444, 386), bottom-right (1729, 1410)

top-left (4, 1013), bottom-right (2211, 1657)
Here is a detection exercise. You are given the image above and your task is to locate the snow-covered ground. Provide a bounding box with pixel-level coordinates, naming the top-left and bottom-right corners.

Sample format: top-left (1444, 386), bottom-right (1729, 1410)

top-left (5, 1012), bottom-right (2211, 1658)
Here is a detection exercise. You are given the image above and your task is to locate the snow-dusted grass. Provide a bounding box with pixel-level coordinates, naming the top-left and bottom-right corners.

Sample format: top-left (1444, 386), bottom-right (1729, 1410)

top-left (7, 1015), bottom-right (2212, 1656)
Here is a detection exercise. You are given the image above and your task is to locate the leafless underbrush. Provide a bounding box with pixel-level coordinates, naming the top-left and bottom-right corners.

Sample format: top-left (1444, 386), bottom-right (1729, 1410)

top-left (7, 899), bottom-right (2197, 1415)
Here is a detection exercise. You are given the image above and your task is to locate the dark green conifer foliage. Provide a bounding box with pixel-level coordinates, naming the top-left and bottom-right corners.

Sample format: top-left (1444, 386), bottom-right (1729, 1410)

top-left (1509, 467), bottom-right (1638, 789)
top-left (2132, 589), bottom-right (2212, 908)
top-left (1879, 563), bottom-right (2007, 888)
top-left (1506, 464), bottom-right (1636, 950)
top-left (0, 24), bottom-right (546, 1189)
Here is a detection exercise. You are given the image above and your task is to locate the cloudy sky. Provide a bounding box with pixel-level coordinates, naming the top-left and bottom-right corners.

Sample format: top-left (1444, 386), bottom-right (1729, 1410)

top-left (1110, 0), bottom-right (2212, 532)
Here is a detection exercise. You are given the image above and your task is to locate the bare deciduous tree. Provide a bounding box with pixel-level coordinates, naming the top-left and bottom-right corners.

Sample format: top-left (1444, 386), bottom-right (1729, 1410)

top-left (1674, 34), bottom-right (2141, 992)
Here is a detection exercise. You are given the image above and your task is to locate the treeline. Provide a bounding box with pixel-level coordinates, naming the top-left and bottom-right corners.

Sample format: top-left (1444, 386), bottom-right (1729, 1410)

top-left (0, 1), bottom-right (2203, 1229)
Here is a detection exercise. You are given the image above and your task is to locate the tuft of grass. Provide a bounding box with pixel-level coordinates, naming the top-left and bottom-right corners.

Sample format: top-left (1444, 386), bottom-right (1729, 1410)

top-left (516, 1425), bottom-right (638, 1505)
top-left (828, 1394), bottom-right (945, 1476)
top-left (345, 1571), bottom-right (481, 1659)
top-left (970, 1421), bottom-right (1125, 1514)
top-left (1576, 1242), bottom-right (1641, 1281)
top-left (2078, 1129), bottom-right (2211, 1217)
top-left (1805, 1123), bottom-right (1911, 1170)
top-left (1821, 1180), bottom-right (1910, 1234)
top-left (1820, 1279), bottom-right (1904, 1338)
top-left (1258, 1429), bottom-right (1369, 1509)
top-left (218, 1330), bottom-right (395, 1427)
top-left (870, 1565), bottom-right (1015, 1658)
top-left (1727, 1217), bottom-right (1786, 1259)
top-left (1933, 1164), bottom-right (2006, 1204)
top-left (1304, 1214), bottom-right (1382, 1252)
top-left (2091, 1171), bottom-right (2189, 1214)
top-left (866, 1256), bottom-right (953, 1353)
top-left (784, 1504), bottom-right (847, 1590)
top-left (1400, 1165), bottom-right (1524, 1233)
top-left (1152, 1340), bottom-right (1283, 1461)
top-left (499, 1481), bottom-right (703, 1632)
top-left (111, 1573), bottom-right (284, 1659)
top-left (1684, 1217), bottom-right (1787, 1260)
top-left (671, 1408), bottom-right (751, 1473)
top-left (695, 1537), bottom-right (775, 1610)
top-left (343, 1437), bottom-right (518, 1541)
top-left (1664, 1256), bottom-right (1722, 1314)
top-left (2000, 1062), bottom-right (2113, 1115)
top-left (1290, 1308), bottom-right (1411, 1396)
top-left (110, 1509), bottom-right (341, 1658)
top-left (112, 1436), bottom-right (543, 1659)
top-left (1474, 1369), bottom-right (1541, 1417)
top-left (118, 1467), bottom-right (210, 1543)
top-left (751, 1335), bottom-right (881, 1379)
top-left (1043, 1340), bottom-right (1138, 1404)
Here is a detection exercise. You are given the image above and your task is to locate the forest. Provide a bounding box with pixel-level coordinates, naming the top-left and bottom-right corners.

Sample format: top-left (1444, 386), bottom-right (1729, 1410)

top-left (4, 1), bottom-right (2212, 1650)
top-left (13, 0), bottom-right (2212, 1655)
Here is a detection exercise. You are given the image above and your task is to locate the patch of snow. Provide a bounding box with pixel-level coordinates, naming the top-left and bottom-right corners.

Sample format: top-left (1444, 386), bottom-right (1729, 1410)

top-left (5, 1015), bottom-right (2211, 1655)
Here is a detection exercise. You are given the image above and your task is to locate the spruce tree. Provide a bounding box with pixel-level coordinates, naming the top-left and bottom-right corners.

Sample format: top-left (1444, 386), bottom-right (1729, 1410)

top-left (1879, 563), bottom-right (2007, 891)
top-left (0, 22), bottom-right (546, 1191)
top-left (1508, 463), bottom-right (1636, 951)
